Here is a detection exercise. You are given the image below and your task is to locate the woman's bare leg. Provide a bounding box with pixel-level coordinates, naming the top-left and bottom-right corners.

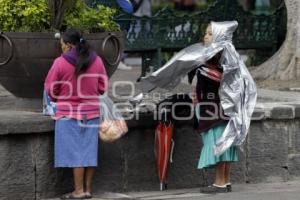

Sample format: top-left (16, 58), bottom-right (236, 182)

top-left (85, 167), bottom-right (96, 194)
top-left (73, 168), bottom-right (85, 196)
top-left (215, 162), bottom-right (226, 186)
top-left (225, 162), bottom-right (231, 184)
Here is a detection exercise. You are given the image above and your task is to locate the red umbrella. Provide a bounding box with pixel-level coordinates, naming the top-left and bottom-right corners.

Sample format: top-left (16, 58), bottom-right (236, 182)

top-left (154, 121), bottom-right (175, 190)
top-left (154, 94), bottom-right (191, 190)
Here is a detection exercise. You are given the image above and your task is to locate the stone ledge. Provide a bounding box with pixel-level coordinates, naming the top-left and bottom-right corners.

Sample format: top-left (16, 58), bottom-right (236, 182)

top-left (254, 102), bottom-right (300, 120)
top-left (0, 111), bottom-right (54, 135)
top-left (0, 110), bottom-right (157, 136)
top-left (270, 106), bottom-right (295, 119)
top-left (1, 102), bottom-right (300, 135)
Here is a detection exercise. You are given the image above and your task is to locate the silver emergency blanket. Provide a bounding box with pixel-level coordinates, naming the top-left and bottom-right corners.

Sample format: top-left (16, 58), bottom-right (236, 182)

top-left (140, 21), bottom-right (257, 155)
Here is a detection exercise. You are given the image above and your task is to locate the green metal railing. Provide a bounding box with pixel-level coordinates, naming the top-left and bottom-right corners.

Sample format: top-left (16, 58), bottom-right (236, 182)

top-left (91, 0), bottom-right (285, 76)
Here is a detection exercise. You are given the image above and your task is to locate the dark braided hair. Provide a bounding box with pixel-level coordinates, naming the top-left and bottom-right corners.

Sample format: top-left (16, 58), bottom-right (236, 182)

top-left (62, 29), bottom-right (91, 75)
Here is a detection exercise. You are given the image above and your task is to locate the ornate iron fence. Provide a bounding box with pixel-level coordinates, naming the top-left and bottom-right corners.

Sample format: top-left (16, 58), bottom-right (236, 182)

top-left (90, 0), bottom-right (285, 76)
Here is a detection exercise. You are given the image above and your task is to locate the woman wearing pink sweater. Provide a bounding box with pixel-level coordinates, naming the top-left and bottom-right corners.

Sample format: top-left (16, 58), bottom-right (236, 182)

top-left (45, 29), bottom-right (108, 199)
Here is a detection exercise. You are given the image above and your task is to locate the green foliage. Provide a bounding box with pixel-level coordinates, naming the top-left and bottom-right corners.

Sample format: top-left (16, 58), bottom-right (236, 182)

top-left (0, 0), bottom-right (50, 32)
top-left (64, 0), bottom-right (119, 33)
top-left (0, 0), bottom-right (119, 32)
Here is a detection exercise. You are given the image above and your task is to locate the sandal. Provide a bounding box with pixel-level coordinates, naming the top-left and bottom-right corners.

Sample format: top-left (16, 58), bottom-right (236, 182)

top-left (60, 192), bottom-right (87, 199)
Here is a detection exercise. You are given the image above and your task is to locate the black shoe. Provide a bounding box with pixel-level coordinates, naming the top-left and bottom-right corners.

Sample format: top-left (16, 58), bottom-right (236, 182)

top-left (200, 185), bottom-right (228, 194)
top-left (226, 184), bottom-right (232, 192)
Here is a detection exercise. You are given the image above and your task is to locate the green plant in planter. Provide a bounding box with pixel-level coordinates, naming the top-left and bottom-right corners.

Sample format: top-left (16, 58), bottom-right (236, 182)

top-left (0, 0), bottom-right (50, 32)
top-left (0, 0), bottom-right (119, 32)
top-left (64, 0), bottom-right (119, 33)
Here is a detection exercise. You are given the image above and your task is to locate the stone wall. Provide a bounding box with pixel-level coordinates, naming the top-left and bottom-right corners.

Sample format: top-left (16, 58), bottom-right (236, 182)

top-left (1, 106), bottom-right (300, 200)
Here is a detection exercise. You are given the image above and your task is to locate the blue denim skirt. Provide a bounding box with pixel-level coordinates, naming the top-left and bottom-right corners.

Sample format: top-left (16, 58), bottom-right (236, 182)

top-left (54, 117), bottom-right (99, 168)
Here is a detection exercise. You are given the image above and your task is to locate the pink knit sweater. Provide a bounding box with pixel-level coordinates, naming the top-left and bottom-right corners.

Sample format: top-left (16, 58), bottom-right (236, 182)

top-left (45, 56), bottom-right (108, 120)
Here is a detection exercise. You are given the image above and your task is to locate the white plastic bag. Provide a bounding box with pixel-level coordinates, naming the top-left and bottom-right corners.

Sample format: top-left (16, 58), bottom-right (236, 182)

top-left (99, 95), bottom-right (128, 142)
top-left (43, 90), bottom-right (56, 116)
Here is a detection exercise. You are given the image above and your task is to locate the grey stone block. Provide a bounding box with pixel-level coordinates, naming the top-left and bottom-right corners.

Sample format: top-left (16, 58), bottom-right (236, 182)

top-left (202, 168), bottom-right (215, 186)
top-left (0, 111), bottom-right (54, 135)
top-left (285, 120), bottom-right (300, 154)
top-left (287, 154), bottom-right (300, 178)
top-left (247, 121), bottom-right (289, 183)
top-left (0, 135), bottom-right (35, 200)
top-left (294, 105), bottom-right (300, 118)
top-left (127, 113), bottom-right (156, 129)
top-left (93, 138), bottom-right (124, 193)
top-left (231, 148), bottom-right (247, 183)
top-left (0, 184), bottom-right (35, 200)
top-left (167, 125), bottom-right (203, 189)
top-left (34, 134), bottom-right (73, 199)
top-left (270, 106), bottom-right (295, 119)
top-left (123, 128), bottom-right (158, 191)
top-left (252, 109), bottom-right (266, 121)
top-left (293, 121), bottom-right (300, 153)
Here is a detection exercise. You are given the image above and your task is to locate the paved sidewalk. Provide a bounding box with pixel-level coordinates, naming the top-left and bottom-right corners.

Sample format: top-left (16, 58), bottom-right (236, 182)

top-left (45, 180), bottom-right (300, 200)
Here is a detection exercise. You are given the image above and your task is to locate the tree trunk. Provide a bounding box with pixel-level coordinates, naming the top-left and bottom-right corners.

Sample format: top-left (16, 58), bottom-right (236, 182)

top-left (251, 0), bottom-right (300, 81)
top-left (47, 0), bottom-right (74, 30)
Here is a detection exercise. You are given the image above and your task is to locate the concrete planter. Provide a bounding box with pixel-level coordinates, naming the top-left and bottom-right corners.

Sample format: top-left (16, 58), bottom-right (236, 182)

top-left (0, 31), bottom-right (124, 98)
